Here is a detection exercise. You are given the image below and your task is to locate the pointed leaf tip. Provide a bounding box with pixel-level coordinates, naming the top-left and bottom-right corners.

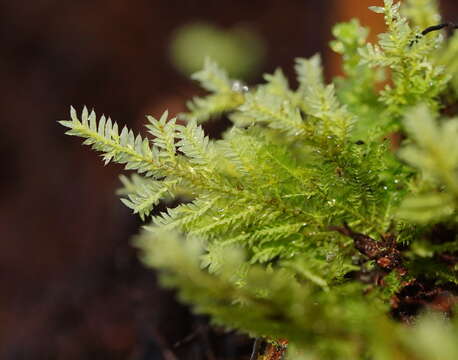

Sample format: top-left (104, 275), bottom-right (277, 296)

top-left (70, 106), bottom-right (77, 121)
top-left (368, 6), bottom-right (385, 14)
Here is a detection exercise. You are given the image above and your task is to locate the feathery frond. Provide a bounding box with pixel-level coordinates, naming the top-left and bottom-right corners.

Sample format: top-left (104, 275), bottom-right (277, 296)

top-left (182, 58), bottom-right (245, 123)
top-left (397, 105), bottom-right (458, 222)
top-left (295, 55), bottom-right (355, 141)
top-left (360, 0), bottom-right (449, 123)
top-left (61, 1), bottom-right (458, 357)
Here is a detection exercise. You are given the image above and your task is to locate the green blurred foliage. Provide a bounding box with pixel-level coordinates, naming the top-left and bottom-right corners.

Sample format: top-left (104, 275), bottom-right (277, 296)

top-left (169, 22), bottom-right (266, 79)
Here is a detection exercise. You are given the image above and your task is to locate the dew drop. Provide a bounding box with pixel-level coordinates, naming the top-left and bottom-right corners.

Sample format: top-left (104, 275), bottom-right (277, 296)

top-left (232, 80), bottom-right (249, 93)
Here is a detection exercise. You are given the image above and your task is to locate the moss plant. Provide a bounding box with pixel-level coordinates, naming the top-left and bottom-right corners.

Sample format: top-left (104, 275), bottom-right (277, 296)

top-left (61, 1), bottom-right (458, 358)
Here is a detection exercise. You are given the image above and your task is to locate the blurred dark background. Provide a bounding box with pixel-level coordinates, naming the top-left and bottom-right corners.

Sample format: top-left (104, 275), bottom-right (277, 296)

top-left (0, 1), bottom-right (456, 359)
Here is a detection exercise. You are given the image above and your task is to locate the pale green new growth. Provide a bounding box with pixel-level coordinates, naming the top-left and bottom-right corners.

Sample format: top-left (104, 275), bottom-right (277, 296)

top-left (401, 0), bottom-right (441, 28)
top-left (397, 105), bottom-right (458, 222)
top-left (60, 106), bottom-right (155, 172)
top-left (62, 1), bottom-right (458, 359)
top-left (183, 58), bottom-right (245, 123)
top-left (145, 111), bottom-right (177, 164)
top-left (118, 175), bottom-right (176, 220)
top-left (360, 0), bottom-right (449, 123)
top-left (191, 57), bottom-right (232, 93)
top-left (295, 55), bottom-right (355, 140)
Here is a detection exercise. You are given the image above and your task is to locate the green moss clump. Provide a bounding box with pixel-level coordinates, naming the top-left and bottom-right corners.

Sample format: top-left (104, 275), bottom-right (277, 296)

top-left (61, 1), bottom-right (458, 358)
